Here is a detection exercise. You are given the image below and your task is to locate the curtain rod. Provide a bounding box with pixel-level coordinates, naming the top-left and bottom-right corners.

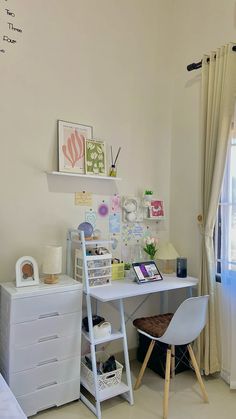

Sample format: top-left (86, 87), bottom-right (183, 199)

top-left (187, 45), bottom-right (236, 72)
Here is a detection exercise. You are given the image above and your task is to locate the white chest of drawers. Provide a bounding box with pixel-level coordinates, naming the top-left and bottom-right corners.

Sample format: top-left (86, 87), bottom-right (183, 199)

top-left (0, 275), bottom-right (83, 417)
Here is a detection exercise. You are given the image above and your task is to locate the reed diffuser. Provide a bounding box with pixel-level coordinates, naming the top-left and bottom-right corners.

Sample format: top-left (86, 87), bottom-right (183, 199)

top-left (109, 146), bottom-right (121, 177)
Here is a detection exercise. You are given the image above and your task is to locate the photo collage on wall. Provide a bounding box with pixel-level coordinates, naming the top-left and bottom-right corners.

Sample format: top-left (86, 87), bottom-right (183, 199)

top-left (75, 192), bottom-right (160, 263)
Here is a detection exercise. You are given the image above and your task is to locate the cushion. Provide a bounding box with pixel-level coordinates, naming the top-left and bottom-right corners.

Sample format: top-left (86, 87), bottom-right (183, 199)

top-left (133, 313), bottom-right (173, 338)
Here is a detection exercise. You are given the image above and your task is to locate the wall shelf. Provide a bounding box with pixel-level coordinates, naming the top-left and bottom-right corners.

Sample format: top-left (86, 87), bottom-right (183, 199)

top-left (47, 171), bottom-right (121, 181)
top-left (144, 217), bottom-right (165, 221)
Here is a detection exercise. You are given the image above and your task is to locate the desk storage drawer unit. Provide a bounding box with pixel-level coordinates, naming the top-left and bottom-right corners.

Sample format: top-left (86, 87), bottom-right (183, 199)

top-left (0, 276), bottom-right (83, 417)
top-left (75, 249), bottom-right (112, 288)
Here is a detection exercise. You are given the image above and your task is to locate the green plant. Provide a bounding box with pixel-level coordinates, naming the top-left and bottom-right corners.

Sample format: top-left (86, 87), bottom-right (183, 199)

top-left (124, 263), bottom-right (131, 270)
top-left (143, 237), bottom-right (158, 259)
top-left (144, 190), bottom-right (153, 195)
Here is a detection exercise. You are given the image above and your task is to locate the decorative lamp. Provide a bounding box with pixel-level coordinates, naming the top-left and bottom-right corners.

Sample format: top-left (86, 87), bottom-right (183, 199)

top-left (42, 245), bottom-right (62, 284)
top-left (157, 242), bottom-right (179, 274)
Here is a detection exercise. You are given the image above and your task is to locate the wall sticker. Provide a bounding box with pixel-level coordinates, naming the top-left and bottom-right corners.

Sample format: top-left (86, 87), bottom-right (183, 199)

top-left (1, 0), bottom-right (23, 55)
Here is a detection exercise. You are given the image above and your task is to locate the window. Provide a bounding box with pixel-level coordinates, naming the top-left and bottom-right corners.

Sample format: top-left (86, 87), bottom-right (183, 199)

top-left (215, 129), bottom-right (236, 280)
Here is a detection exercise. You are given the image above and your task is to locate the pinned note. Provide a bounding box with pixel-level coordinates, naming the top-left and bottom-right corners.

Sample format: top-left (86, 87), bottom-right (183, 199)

top-left (75, 192), bottom-right (92, 206)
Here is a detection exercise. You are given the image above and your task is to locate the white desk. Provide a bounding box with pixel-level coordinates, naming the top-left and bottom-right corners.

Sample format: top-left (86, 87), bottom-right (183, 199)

top-left (81, 275), bottom-right (198, 418)
top-left (88, 275), bottom-right (198, 302)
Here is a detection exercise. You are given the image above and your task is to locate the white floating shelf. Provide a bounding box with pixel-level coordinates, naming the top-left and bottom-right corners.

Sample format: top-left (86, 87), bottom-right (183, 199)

top-left (47, 171), bottom-right (121, 181)
top-left (144, 217), bottom-right (165, 221)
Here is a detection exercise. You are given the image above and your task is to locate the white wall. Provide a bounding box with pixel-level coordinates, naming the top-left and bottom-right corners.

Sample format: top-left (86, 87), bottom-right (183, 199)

top-left (169, 0), bottom-right (236, 277)
top-left (0, 0), bottom-right (173, 280)
top-left (0, 0), bottom-right (173, 351)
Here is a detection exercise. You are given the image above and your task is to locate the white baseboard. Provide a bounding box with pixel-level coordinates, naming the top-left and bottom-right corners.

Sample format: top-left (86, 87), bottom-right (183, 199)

top-left (221, 369), bottom-right (230, 385)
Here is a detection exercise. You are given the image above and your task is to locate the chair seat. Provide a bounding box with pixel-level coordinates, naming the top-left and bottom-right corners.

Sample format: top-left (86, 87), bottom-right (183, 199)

top-left (133, 313), bottom-right (173, 338)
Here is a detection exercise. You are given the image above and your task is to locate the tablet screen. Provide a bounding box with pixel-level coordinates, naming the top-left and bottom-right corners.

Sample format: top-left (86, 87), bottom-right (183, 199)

top-left (132, 261), bottom-right (163, 282)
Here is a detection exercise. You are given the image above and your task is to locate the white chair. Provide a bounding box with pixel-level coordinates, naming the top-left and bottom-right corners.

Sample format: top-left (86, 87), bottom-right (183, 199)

top-left (133, 295), bottom-right (209, 419)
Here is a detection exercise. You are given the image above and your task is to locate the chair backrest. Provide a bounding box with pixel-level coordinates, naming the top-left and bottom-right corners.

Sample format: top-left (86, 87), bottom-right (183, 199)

top-left (157, 295), bottom-right (209, 346)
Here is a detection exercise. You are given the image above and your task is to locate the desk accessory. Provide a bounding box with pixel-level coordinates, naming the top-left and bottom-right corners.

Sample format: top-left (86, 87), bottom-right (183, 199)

top-left (82, 315), bottom-right (105, 332)
top-left (93, 322), bottom-right (112, 339)
top-left (143, 190), bottom-right (154, 207)
top-left (81, 351), bottom-right (123, 392)
top-left (132, 261), bottom-right (163, 284)
top-left (176, 257), bottom-right (187, 278)
top-left (109, 146), bottom-right (121, 177)
top-left (112, 262), bottom-right (124, 280)
top-left (15, 256), bottom-right (39, 287)
top-left (42, 245), bottom-right (62, 284)
top-left (78, 222), bottom-right (93, 239)
top-left (157, 242), bottom-right (179, 274)
top-left (143, 236), bottom-right (158, 260)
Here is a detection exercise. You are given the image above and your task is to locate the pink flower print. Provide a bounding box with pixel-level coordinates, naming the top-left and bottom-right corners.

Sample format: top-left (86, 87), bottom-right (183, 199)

top-left (62, 130), bottom-right (85, 168)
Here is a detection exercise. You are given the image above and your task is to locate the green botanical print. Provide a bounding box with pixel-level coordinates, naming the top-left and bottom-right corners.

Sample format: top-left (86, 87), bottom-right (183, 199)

top-left (86, 140), bottom-right (106, 175)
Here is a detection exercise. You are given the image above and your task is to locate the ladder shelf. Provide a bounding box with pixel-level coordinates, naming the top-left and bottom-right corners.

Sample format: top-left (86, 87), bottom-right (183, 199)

top-left (66, 229), bottom-right (133, 419)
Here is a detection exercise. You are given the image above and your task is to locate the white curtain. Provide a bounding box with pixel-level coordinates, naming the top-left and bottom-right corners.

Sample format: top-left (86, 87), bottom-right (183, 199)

top-left (198, 43), bottom-right (236, 375)
top-left (221, 121), bottom-right (236, 388)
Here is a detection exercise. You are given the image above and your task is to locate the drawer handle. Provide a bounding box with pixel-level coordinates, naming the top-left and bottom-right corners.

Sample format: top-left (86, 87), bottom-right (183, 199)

top-left (106, 373), bottom-right (116, 379)
top-left (39, 312), bottom-right (59, 319)
top-left (37, 381), bottom-right (57, 390)
top-left (38, 335), bottom-right (59, 343)
top-left (37, 358), bottom-right (58, 366)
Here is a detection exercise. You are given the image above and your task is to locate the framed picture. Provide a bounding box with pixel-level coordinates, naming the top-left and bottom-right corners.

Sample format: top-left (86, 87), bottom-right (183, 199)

top-left (85, 139), bottom-right (106, 176)
top-left (149, 200), bottom-right (165, 219)
top-left (15, 256), bottom-right (40, 287)
top-left (58, 120), bottom-right (93, 174)
top-left (122, 196), bottom-right (143, 223)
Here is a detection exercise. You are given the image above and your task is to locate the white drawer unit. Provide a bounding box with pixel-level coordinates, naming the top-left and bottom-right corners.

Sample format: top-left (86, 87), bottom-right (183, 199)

top-left (75, 249), bottom-right (112, 288)
top-left (0, 275), bottom-right (83, 417)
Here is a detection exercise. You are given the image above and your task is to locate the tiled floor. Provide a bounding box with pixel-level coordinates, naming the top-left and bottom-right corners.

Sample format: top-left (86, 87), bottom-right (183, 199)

top-left (34, 361), bottom-right (236, 419)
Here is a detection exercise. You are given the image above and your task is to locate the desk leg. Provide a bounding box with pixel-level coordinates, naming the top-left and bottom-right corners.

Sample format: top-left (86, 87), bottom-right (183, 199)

top-left (187, 287), bottom-right (193, 298)
top-left (118, 299), bottom-right (134, 405)
top-left (125, 295), bottom-right (150, 325)
top-left (160, 291), bottom-right (169, 314)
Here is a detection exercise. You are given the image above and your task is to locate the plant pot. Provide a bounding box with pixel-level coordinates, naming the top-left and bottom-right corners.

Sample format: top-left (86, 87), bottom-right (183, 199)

top-left (124, 270), bottom-right (131, 278)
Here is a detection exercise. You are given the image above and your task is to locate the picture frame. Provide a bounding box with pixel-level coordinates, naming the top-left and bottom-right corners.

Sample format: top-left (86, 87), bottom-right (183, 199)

top-left (149, 200), bottom-right (165, 219)
top-left (58, 120), bottom-right (93, 174)
top-left (122, 196), bottom-right (143, 223)
top-left (15, 256), bottom-right (40, 287)
top-left (85, 139), bottom-right (107, 176)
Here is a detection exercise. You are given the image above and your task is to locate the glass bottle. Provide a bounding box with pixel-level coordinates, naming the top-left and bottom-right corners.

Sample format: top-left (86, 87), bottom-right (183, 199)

top-left (109, 164), bottom-right (117, 177)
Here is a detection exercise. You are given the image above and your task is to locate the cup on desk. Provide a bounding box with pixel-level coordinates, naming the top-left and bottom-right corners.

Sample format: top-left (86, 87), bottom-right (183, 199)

top-left (176, 257), bottom-right (187, 278)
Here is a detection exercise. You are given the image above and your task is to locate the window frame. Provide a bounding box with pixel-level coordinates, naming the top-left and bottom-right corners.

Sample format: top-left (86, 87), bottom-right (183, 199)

top-left (215, 133), bottom-right (236, 282)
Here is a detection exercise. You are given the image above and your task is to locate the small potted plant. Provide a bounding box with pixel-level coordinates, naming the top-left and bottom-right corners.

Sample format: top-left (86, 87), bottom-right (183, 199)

top-left (124, 262), bottom-right (132, 278)
top-left (143, 190), bottom-right (154, 207)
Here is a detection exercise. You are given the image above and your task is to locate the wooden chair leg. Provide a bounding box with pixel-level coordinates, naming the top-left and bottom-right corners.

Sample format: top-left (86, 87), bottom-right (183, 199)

top-left (171, 345), bottom-right (175, 378)
top-left (163, 348), bottom-right (171, 419)
top-left (187, 344), bottom-right (209, 403)
top-left (134, 339), bottom-right (155, 390)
